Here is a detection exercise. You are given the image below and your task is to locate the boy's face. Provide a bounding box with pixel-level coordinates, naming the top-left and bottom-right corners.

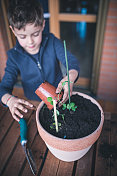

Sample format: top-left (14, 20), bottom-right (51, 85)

top-left (10, 22), bottom-right (45, 54)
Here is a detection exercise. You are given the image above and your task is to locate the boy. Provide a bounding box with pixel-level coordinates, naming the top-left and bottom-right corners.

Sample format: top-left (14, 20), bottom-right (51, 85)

top-left (0, 0), bottom-right (80, 122)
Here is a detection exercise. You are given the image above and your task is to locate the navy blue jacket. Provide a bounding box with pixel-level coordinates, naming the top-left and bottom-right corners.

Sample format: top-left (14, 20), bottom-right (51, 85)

top-left (0, 33), bottom-right (80, 102)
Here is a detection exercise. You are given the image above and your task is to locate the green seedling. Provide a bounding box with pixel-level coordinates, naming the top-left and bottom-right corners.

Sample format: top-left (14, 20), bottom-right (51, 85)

top-left (52, 109), bottom-right (65, 121)
top-left (62, 102), bottom-right (77, 111)
top-left (63, 40), bottom-right (77, 112)
top-left (46, 40), bottom-right (78, 133)
top-left (50, 122), bottom-right (61, 130)
top-left (47, 97), bottom-right (65, 132)
top-left (47, 97), bottom-right (59, 132)
top-left (64, 40), bottom-right (71, 110)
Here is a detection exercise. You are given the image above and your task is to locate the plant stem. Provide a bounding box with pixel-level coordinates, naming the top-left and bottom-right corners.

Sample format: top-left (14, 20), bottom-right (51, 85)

top-left (53, 99), bottom-right (58, 132)
top-left (64, 40), bottom-right (71, 110)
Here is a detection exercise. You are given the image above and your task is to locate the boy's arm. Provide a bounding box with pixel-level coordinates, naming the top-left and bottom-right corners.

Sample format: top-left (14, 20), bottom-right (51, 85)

top-left (56, 69), bottom-right (78, 104)
top-left (1, 94), bottom-right (34, 122)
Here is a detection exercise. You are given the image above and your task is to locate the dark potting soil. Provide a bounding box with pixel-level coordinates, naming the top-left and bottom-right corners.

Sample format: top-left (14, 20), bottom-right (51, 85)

top-left (39, 94), bottom-right (101, 139)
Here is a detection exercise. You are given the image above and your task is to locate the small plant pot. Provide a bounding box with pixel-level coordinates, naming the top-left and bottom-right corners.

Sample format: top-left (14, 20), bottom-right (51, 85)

top-left (35, 81), bottom-right (63, 110)
top-left (36, 92), bottom-right (104, 162)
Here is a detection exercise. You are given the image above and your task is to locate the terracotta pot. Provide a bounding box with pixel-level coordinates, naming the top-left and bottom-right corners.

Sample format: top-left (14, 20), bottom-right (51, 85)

top-left (35, 81), bottom-right (63, 110)
top-left (36, 92), bottom-right (104, 162)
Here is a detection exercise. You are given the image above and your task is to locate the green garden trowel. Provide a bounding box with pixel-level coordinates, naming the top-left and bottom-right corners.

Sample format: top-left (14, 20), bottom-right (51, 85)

top-left (19, 118), bottom-right (37, 175)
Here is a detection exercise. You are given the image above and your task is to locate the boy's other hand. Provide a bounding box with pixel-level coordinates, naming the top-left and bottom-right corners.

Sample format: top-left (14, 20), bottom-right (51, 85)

top-left (56, 77), bottom-right (73, 105)
top-left (7, 96), bottom-right (34, 122)
top-left (56, 69), bottom-right (78, 105)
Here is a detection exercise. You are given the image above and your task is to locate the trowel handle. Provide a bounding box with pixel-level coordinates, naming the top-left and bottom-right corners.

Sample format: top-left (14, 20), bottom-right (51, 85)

top-left (19, 118), bottom-right (27, 145)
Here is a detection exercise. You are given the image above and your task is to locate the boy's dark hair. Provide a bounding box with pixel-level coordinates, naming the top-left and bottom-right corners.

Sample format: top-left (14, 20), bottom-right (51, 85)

top-left (8, 0), bottom-right (44, 29)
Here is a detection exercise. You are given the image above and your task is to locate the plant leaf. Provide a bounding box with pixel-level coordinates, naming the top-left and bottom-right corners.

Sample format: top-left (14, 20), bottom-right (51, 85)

top-left (67, 104), bottom-right (70, 109)
top-left (62, 103), bottom-right (66, 110)
top-left (50, 101), bottom-right (53, 105)
top-left (63, 104), bottom-right (66, 108)
top-left (50, 123), bottom-right (56, 129)
top-left (62, 81), bottom-right (67, 87)
top-left (47, 97), bottom-right (53, 102)
top-left (58, 123), bottom-right (61, 127)
top-left (56, 110), bottom-right (60, 115)
top-left (70, 102), bottom-right (75, 107)
top-left (61, 114), bottom-right (65, 120)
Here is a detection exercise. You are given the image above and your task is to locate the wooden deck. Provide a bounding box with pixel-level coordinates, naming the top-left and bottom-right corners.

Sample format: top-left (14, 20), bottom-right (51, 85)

top-left (0, 103), bottom-right (117, 176)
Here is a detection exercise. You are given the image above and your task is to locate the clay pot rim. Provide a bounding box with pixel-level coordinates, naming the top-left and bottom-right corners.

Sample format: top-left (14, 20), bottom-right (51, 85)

top-left (36, 91), bottom-right (104, 142)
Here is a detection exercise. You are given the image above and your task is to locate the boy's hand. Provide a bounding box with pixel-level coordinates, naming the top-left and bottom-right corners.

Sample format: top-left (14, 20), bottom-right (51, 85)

top-left (7, 96), bottom-right (34, 122)
top-left (56, 69), bottom-right (78, 105)
top-left (56, 77), bottom-right (73, 105)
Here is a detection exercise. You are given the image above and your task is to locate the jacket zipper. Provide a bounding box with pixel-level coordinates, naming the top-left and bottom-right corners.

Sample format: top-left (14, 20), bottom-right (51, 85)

top-left (37, 61), bottom-right (45, 81)
top-left (37, 61), bottom-right (42, 70)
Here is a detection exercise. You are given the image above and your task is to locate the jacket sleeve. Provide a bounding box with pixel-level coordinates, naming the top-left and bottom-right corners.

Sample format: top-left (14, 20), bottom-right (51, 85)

top-left (0, 52), bottom-right (19, 102)
top-left (53, 35), bottom-right (80, 75)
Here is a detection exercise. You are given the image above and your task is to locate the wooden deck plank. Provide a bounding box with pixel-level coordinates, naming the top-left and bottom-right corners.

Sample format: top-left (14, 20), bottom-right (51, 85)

top-left (40, 151), bottom-right (60, 176)
top-left (94, 116), bottom-right (111, 175)
top-left (110, 113), bottom-right (117, 176)
top-left (0, 109), bottom-right (33, 175)
top-left (2, 139), bottom-right (26, 176)
top-left (0, 110), bottom-right (14, 144)
top-left (0, 120), bottom-right (20, 175)
top-left (97, 99), bottom-right (105, 112)
top-left (57, 160), bottom-right (74, 176)
top-left (75, 145), bottom-right (95, 176)
top-left (105, 102), bottom-right (117, 114)
top-left (0, 104), bottom-right (8, 120)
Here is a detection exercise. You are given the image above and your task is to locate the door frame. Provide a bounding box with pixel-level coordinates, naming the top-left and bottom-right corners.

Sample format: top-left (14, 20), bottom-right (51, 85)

top-left (1, 0), bottom-right (16, 49)
top-left (48, 0), bottom-right (109, 94)
top-left (91, 0), bottom-right (109, 94)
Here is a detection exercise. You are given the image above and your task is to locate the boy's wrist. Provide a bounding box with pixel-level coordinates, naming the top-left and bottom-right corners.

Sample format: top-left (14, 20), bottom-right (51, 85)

top-left (6, 95), bottom-right (15, 107)
top-left (69, 69), bottom-right (78, 83)
top-left (1, 94), bottom-right (15, 107)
